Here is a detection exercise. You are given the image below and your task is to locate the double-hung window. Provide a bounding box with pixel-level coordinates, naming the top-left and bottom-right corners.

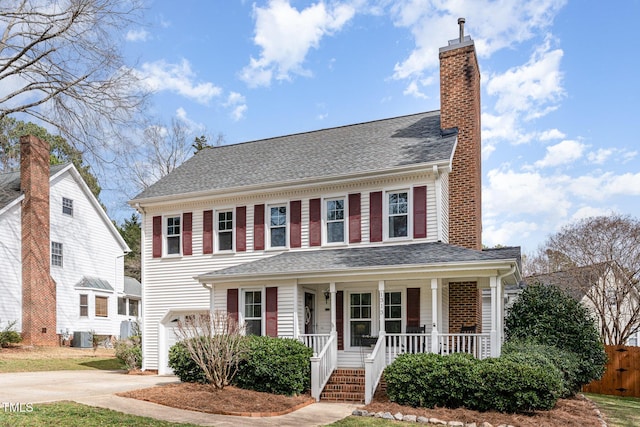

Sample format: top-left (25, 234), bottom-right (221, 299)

top-left (269, 205), bottom-right (287, 248)
top-left (388, 191), bottom-right (409, 238)
top-left (244, 290), bottom-right (262, 336)
top-left (51, 242), bottom-right (63, 267)
top-left (350, 292), bottom-right (372, 347)
top-left (326, 198), bottom-right (345, 243)
top-left (217, 211), bottom-right (233, 251)
top-left (166, 216), bottom-right (181, 255)
top-left (385, 292), bottom-right (402, 333)
top-left (62, 197), bottom-right (73, 216)
top-left (79, 294), bottom-right (88, 317)
top-left (128, 299), bottom-right (139, 317)
top-left (118, 297), bottom-right (126, 315)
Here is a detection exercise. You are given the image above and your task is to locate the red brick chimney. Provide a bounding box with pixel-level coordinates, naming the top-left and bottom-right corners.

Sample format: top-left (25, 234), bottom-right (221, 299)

top-left (440, 17), bottom-right (482, 251)
top-left (20, 135), bottom-right (58, 346)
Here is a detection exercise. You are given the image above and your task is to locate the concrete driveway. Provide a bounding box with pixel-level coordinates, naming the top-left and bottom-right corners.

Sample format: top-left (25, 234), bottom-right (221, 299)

top-left (0, 370), bottom-right (358, 426)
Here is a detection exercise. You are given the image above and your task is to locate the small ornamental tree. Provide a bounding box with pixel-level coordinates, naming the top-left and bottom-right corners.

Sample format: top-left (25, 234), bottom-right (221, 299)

top-left (173, 311), bottom-right (247, 389)
top-left (505, 283), bottom-right (607, 387)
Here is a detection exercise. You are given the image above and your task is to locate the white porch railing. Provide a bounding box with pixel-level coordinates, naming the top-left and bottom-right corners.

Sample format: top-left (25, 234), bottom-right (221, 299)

top-left (300, 333), bottom-right (331, 355)
top-left (438, 333), bottom-right (491, 359)
top-left (364, 333), bottom-right (386, 404)
top-left (308, 333), bottom-right (337, 401)
top-left (385, 333), bottom-right (432, 364)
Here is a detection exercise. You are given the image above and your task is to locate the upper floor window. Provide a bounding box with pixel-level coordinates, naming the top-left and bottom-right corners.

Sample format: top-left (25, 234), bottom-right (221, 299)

top-left (62, 197), bottom-right (73, 216)
top-left (269, 205), bottom-right (287, 248)
top-left (166, 216), bottom-right (181, 255)
top-left (326, 199), bottom-right (345, 243)
top-left (51, 242), bottom-right (63, 267)
top-left (388, 191), bottom-right (408, 238)
top-left (244, 290), bottom-right (262, 336)
top-left (95, 296), bottom-right (108, 318)
top-left (217, 211), bottom-right (233, 251)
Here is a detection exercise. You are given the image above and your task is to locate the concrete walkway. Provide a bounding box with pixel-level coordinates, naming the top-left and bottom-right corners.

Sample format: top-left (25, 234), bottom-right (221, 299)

top-left (0, 370), bottom-right (358, 426)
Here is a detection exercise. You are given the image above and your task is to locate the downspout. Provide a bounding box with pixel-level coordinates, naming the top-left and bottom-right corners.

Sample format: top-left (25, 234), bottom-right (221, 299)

top-left (495, 264), bottom-right (517, 355)
top-left (201, 282), bottom-right (214, 314)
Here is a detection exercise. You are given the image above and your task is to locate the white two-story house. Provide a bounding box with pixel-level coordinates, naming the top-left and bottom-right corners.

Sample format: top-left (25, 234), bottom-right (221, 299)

top-left (130, 22), bottom-right (521, 403)
top-left (0, 135), bottom-right (133, 346)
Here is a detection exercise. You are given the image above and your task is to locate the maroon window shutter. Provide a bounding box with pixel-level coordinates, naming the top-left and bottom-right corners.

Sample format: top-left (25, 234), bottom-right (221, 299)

top-left (227, 289), bottom-right (239, 323)
top-left (336, 290), bottom-right (344, 350)
top-left (236, 206), bottom-right (247, 252)
top-left (266, 287), bottom-right (278, 337)
top-left (290, 200), bottom-right (302, 248)
top-left (182, 212), bottom-right (193, 256)
top-left (203, 210), bottom-right (213, 254)
top-left (348, 193), bottom-right (361, 243)
top-left (406, 288), bottom-right (420, 329)
top-left (309, 198), bottom-right (321, 246)
top-left (370, 191), bottom-right (383, 242)
top-left (152, 216), bottom-right (162, 258)
top-left (413, 186), bottom-right (427, 239)
top-left (254, 204), bottom-right (265, 250)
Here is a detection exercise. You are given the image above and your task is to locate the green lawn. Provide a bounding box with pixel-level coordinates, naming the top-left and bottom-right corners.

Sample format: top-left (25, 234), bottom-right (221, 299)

top-left (0, 357), bottom-right (123, 372)
top-left (329, 416), bottom-right (401, 426)
top-left (585, 393), bottom-right (640, 427)
top-left (0, 402), bottom-right (201, 427)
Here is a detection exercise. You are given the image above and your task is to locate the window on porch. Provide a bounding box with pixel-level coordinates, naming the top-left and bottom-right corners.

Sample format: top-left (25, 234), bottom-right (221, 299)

top-left (385, 291), bottom-right (402, 333)
top-left (350, 292), bottom-right (371, 346)
top-left (244, 290), bottom-right (262, 336)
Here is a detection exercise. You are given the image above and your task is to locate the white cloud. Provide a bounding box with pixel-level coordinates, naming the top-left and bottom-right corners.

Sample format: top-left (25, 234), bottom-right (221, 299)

top-left (534, 139), bottom-right (585, 168)
top-left (403, 80), bottom-right (428, 99)
top-left (483, 220), bottom-right (540, 247)
top-left (136, 59), bottom-right (222, 104)
top-left (225, 92), bottom-right (248, 121)
top-left (174, 107), bottom-right (205, 133)
top-left (587, 148), bottom-right (613, 165)
top-left (570, 206), bottom-right (613, 222)
top-left (126, 28), bottom-right (150, 42)
top-left (240, 0), bottom-right (355, 87)
top-left (538, 128), bottom-right (565, 141)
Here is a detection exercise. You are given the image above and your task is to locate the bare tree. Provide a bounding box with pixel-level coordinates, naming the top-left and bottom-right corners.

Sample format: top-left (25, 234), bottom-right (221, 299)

top-left (128, 118), bottom-right (192, 191)
top-left (0, 0), bottom-right (148, 154)
top-left (174, 311), bottom-right (247, 390)
top-left (527, 214), bottom-right (640, 345)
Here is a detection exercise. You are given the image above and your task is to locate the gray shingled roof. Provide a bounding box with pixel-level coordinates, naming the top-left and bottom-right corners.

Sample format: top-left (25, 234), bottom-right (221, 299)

top-left (199, 242), bottom-right (521, 280)
top-left (75, 276), bottom-right (114, 291)
top-left (124, 276), bottom-right (142, 297)
top-left (133, 111), bottom-right (456, 201)
top-left (0, 164), bottom-right (69, 211)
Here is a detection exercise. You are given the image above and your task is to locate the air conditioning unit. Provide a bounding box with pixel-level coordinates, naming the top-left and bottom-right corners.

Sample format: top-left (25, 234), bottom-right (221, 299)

top-left (72, 331), bottom-right (92, 348)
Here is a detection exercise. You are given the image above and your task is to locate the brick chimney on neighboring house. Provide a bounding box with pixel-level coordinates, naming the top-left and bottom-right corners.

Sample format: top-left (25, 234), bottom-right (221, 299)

top-left (20, 135), bottom-right (58, 346)
top-left (440, 19), bottom-right (484, 332)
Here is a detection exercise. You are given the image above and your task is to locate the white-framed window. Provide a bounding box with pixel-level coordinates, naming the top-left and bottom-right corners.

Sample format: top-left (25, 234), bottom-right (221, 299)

top-left (166, 215), bottom-right (181, 255)
top-left (385, 291), bottom-right (402, 333)
top-left (79, 294), bottom-right (88, 317)
top-left (217, 210), bottom-right (233, 251)
top-left (95, 295), bottom-right (108, 318)
top-left (62, 197), bottom-right (73, 216)
top-left (268, 205), bottom-right (287, 248)
top-left (128, 299), bottom-right (139, 317)
top-left (118, 297), bottom-right (126, 315)
top-left (349, 292), bottom-right (372, 347)
top-left (243, 290), bottom-right (263, 336)
top-left (326, 198), bottom-right (345, 244)
top-left (387, 190), bottom-right (409, 239)
top-left (51, 241), bottom-right (63, 267)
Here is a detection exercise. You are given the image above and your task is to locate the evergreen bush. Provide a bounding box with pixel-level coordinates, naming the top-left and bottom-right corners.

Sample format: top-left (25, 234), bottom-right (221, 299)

top-left (168, 340), bottom-right (207, 383)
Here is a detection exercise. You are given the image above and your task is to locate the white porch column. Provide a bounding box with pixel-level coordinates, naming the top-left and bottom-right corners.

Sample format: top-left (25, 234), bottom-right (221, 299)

top-left (378, 280), bottom-right (385, 335)
top-left (489, 276), bottom-right (499, 357)
top-left (330, 282), bottom-right (336, 333)
top-left (431, 278), bottom-right (439, 353)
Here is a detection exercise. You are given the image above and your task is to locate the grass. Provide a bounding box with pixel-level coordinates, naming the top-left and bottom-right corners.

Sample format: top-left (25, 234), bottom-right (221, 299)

top-left (585, 393), bottom-right (640, 427)
top-left (0, 401), bottom-right (201, 427)
top-left (0, 357), bottom-right (123, 372)
top-left (330, 417), bottom-right (401, 426)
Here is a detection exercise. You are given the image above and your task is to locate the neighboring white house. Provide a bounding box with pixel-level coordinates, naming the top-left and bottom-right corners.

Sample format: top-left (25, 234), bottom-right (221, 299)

top-left (130, 22), bottom-right (522, 403)
top-left (0, 136), bottom-right (131, 345)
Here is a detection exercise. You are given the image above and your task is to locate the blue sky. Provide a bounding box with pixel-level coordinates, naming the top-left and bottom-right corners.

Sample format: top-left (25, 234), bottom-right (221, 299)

top-left (104, 0), bottom-right (640, 254)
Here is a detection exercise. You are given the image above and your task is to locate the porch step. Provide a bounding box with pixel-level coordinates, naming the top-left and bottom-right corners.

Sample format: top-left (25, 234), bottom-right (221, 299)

top-left (320, 368), bottom-right (365, 403)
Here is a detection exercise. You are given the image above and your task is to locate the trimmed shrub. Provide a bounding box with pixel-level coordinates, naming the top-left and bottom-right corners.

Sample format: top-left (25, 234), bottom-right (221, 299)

top-left (505, 283), bottom-right (607, 387)
top-left (472, 357), bottom-right (563, 413)
top-left (234, 336), bottom-right (313, 396)
top-left (384, 353), bottom-right (479, 408)
top-left (502, 339), bottom-right (581, 397)
top-left (0, 321), bottom-right (21, 347)
top-left (168, 340), bottom-right (207, 383)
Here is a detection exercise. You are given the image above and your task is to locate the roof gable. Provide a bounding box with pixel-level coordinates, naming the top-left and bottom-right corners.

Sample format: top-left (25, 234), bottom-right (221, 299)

top-left (132, 111), bottom-right (457, 202)
top-left (0, 164), bottom-right (68, 212)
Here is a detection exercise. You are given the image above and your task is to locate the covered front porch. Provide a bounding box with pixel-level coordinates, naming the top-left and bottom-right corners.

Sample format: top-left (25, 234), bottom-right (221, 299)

top-left (197, 242), bottom-right (521, 404)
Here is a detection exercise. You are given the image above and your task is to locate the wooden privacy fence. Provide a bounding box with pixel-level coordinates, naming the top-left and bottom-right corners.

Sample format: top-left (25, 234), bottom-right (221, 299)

top-left (583, 345), bottom-right (640, 397)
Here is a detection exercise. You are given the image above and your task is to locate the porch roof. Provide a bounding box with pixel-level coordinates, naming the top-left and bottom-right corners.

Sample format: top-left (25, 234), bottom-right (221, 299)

top-left (197, 242), bottom-right (521, 283)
